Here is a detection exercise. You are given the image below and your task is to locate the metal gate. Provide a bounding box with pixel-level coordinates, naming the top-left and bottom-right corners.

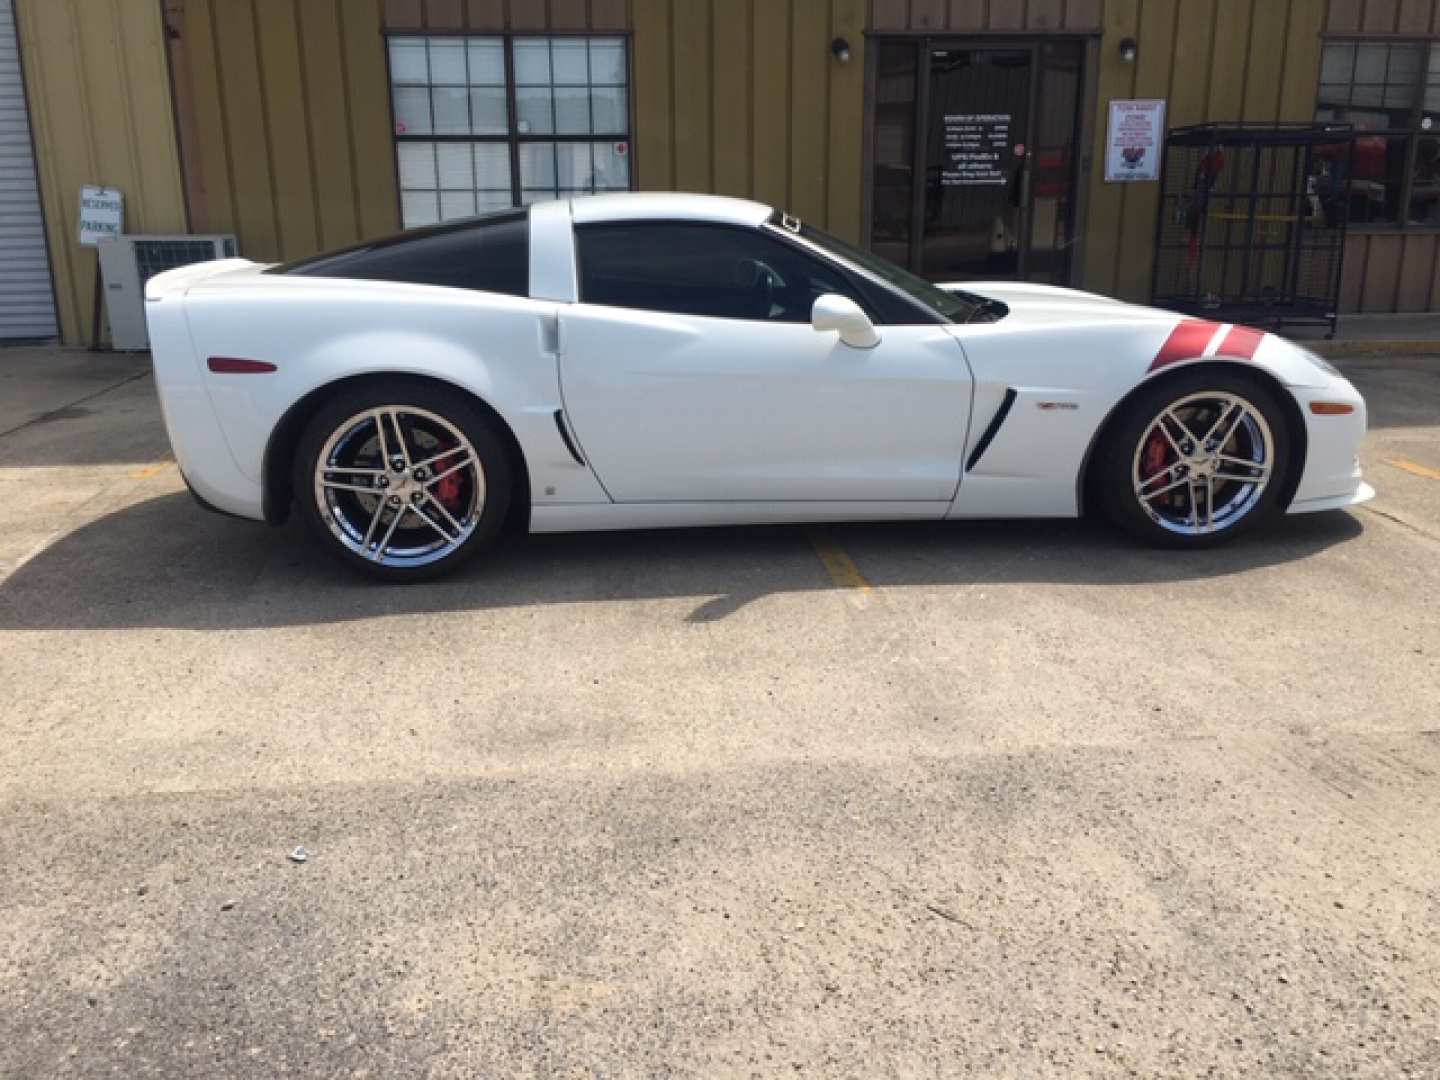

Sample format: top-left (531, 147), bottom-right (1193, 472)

top-left (0, 0), bottom-right (57, 340)
top-left (1151, 123), bottom-right (1353, 338)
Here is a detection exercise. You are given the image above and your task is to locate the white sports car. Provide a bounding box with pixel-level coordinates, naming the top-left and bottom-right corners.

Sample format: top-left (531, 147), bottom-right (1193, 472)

top-left (145, 193), bottom-right (1371, 581)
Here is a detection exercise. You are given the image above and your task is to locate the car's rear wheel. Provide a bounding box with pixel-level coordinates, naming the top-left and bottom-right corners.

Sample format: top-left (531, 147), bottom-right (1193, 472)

top-left (294, 380), bottom-right (512, 581)
top-left (1095, 369), bottom-right (1291, 547)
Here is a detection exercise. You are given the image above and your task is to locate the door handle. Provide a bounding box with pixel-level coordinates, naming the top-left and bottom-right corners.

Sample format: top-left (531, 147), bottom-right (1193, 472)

top-left (540, 313), bottom-right (561, 356)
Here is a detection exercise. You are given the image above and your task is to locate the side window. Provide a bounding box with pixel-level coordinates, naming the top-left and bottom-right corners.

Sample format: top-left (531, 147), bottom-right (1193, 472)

top-left (575, 222), bottom-right (867, 322)
top-left (276, 212), bottom-right (529, 297)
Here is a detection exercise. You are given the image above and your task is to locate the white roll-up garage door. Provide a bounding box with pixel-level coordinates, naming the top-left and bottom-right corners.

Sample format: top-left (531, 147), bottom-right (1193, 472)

top-left (0, 0), bottom-right (57, 340)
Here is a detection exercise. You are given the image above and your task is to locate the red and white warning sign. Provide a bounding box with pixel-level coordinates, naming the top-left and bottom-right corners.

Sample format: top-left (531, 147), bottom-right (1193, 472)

top-left (1105, 99), bottom-right (1166, 182)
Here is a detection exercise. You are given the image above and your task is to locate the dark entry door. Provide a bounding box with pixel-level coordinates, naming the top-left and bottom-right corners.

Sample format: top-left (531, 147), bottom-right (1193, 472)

top-left (922, 47), bottom-right (1032, 279)
top-left (869, 39), bottom-right (1085, 285)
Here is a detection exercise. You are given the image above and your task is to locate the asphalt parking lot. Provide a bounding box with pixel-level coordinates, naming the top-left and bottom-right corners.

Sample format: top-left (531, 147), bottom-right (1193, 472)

top-left (1, 347), bottom-right (1438, 1077)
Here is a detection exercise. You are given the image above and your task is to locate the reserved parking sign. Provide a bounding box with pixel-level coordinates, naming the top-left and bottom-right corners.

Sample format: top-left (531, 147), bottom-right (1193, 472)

top-left (78, 185), bottom-right (124, 247)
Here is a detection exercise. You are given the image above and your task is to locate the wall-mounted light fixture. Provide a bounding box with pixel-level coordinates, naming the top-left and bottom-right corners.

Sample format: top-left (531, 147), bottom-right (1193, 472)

top-left (1118, 37), bottom-right (1138, 63)
top-left (831, 37), bottom-right (852, 64)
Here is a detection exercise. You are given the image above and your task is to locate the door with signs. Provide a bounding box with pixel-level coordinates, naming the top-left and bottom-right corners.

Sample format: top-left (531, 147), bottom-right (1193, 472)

top-left (868, 39), bottom-right (1085, 285)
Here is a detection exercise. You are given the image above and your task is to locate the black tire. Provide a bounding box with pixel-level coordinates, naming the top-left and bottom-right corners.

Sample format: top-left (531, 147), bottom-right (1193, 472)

top-left (293, 378), bottom-right (514, 581)
top-left (1093, 368), bottom-right (1292, 548)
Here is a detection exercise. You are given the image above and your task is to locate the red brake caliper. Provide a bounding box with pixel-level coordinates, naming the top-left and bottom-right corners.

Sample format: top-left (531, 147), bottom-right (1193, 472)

top-left (434, 446), bottom-right (464, 511)
top-left (1143, 431), bottom-right (1171, 506)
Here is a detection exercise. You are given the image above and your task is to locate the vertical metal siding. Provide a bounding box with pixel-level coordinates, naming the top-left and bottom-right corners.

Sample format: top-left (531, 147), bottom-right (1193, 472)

top-left (167, 0), bottom-right (633, 266)
top-left (0, 0), bottom-right (56, 339)
top-left (148, 0), bottom-right (1440, 315)
top-left (1396, 233), bottom-right (1437, 310)
top-left (380, 1), bottom-right (628, 34)
top-left (629, 0), bottom-right (868, 242)
top-left (1326, 0), bottom-right (1440, 313)
top-left (166, 0), bottom-right (400, 262)
top-left (1078, 0), bottom-right (1330, 303)
top-left (15, 0), bottom-right (186, 345)
top-left (870, 0), bottom-right (1105, 32)
top-left (863, 2), bottom-right (1428, 311)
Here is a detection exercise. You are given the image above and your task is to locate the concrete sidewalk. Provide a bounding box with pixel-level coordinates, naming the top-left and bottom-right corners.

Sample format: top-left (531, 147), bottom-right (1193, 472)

top-left (0, 345), bottom-right (151, 435)
top-left (0, 346), bottom-right (170, 580)
top-left (1288, 312), bottom-right (1440, 356)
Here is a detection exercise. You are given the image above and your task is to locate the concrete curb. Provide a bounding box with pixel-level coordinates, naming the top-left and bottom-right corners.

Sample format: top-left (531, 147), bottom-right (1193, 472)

top-left (1306, 340), bottom-right (1440, 359)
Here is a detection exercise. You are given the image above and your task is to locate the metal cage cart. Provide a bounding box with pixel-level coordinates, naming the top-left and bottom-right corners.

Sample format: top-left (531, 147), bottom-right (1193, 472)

top-left (1151, 123), bottom-right (1354, 337)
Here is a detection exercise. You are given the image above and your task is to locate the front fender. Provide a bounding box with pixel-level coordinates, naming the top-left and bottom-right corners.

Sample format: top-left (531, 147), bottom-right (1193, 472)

top-left (949, 316), bottom-right (1337, 519)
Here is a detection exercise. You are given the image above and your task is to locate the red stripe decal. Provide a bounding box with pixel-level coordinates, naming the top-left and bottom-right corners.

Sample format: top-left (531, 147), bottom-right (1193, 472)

top-left (1216, 324), bottom-right (1265, 360)
top-left (207, 356), bottom-right (277, 374)
top-left (1149, 319), bottom-right (1220, 372)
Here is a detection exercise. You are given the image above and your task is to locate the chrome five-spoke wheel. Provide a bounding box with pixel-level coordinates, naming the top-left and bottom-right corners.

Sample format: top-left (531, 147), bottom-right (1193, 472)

top-left (1095, 370), bottom-right (1291, 548)
top-left (315, 406), bottom-right (484, 567)
top-left (1132, 391), bottom-right (1274, 536)
top-left (296, 380), bottom-right (512, 580)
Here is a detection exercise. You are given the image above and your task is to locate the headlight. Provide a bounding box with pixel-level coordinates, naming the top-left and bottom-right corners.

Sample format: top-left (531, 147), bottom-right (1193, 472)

top-left (1300, 347), bottom-right (1342, 378)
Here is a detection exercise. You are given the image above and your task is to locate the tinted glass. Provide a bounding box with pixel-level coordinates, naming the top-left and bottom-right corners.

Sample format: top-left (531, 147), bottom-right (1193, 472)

top-left (922, 48), bottom-right (1032, 280)
top-left (1026, 40), bottom-right (1085, 284)
top-left (870, 41), bottom-right (918, 268)
top-left (1315, 42), bottom-right (1422, 130)
top-left (1414, 135), bottom-right (1440, 225)
top-left (790, 218), bottom-right (976, 322)
top-left (272, 212), bottom-right (529, 297)
top-left (575, 222), bottom-right (865, 322)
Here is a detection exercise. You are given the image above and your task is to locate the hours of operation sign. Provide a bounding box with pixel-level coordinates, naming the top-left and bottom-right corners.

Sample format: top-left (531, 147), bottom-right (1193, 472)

top-left (943, 113), bottom-right (1011, 186)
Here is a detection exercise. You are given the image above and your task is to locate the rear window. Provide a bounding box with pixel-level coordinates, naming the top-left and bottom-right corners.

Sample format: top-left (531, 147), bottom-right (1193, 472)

top-left (269, 211), bottom-right (529, 298)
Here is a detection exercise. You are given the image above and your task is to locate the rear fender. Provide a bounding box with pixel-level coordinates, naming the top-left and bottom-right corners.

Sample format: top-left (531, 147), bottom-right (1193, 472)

top-left (145, 258), bottom-right (261, 300)
top-left (176, 282), bottom-right (611, 510)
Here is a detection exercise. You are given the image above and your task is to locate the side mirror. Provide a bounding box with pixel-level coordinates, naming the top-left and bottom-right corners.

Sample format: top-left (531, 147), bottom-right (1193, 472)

top-left (811, 294), bottom-right (881, 349)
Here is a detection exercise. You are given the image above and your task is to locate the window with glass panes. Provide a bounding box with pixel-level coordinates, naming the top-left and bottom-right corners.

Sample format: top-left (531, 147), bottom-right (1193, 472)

top-left (1316, 40), bottom-right (1440, 227)
top-left (388, 35), bottom-right (631, 228)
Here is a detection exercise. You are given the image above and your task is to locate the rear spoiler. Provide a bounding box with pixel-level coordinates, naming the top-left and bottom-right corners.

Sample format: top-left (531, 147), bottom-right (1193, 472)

top-left (144, 258), bottom-right (260, 301)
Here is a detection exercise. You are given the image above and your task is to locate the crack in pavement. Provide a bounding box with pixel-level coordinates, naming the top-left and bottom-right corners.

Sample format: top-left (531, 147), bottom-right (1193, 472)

top-left (0, 369), bottom-right (152, 444)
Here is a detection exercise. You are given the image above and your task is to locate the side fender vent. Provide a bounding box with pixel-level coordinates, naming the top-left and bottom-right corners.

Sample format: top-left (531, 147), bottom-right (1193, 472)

top-left (966, 388), bottom-right (1018, 472)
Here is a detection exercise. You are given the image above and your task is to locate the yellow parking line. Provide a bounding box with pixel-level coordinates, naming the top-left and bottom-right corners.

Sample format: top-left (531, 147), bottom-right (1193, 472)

top-left (809, 529), bottom-right (873, 606)
top-left (129, 462), bottom-right (174, 480)
top-left (1386, 457), bottom-right (1440, 482)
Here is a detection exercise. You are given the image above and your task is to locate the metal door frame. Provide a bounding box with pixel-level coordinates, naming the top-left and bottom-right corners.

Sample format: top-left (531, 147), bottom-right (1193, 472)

top-left (865, 33), bottom-right (1089, 285)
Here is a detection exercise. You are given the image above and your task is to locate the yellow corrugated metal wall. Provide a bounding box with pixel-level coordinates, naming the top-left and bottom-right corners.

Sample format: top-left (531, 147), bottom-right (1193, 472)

top-left (379, 0), bottom-right (628, 32)
top-left (25, 0), bottom-right (1436, 337)
top-left (1079, 0), bottom-right (1328, 303)
top-left (380, 0), bottom-right (869, 241)
top-left (164, 0), bottom-right (400, 263)
top-left (1327, 0), bottom-right (1440, 313)
top-left (15, 0), bottom-right (187, 345)
top-left (869, 0), bottom-right (1103, 33)
top-left (1080, 0), bottom-right (1440, 314)
top-left (631, 0), bottom-right (869, 242)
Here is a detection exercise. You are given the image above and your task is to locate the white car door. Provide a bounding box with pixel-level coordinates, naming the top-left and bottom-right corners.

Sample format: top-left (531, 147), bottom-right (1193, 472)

top-left (557, 221), bottom-right (973, 504)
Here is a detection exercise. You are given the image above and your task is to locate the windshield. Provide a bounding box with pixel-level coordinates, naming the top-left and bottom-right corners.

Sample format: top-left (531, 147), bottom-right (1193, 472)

top-left (774, 214), bottom-right (985, 323)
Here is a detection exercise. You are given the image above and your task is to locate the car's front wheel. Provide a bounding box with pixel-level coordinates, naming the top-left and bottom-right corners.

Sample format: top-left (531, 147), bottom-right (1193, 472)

top-left (1095, 370), bottom-right (1292, 547)
top-left (294, 379), bottom-right (512, 581)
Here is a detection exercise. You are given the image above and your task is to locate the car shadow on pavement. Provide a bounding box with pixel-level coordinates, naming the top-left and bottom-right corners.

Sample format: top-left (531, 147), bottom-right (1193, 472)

top-left (0, 491), bottom-right (1365, 632)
